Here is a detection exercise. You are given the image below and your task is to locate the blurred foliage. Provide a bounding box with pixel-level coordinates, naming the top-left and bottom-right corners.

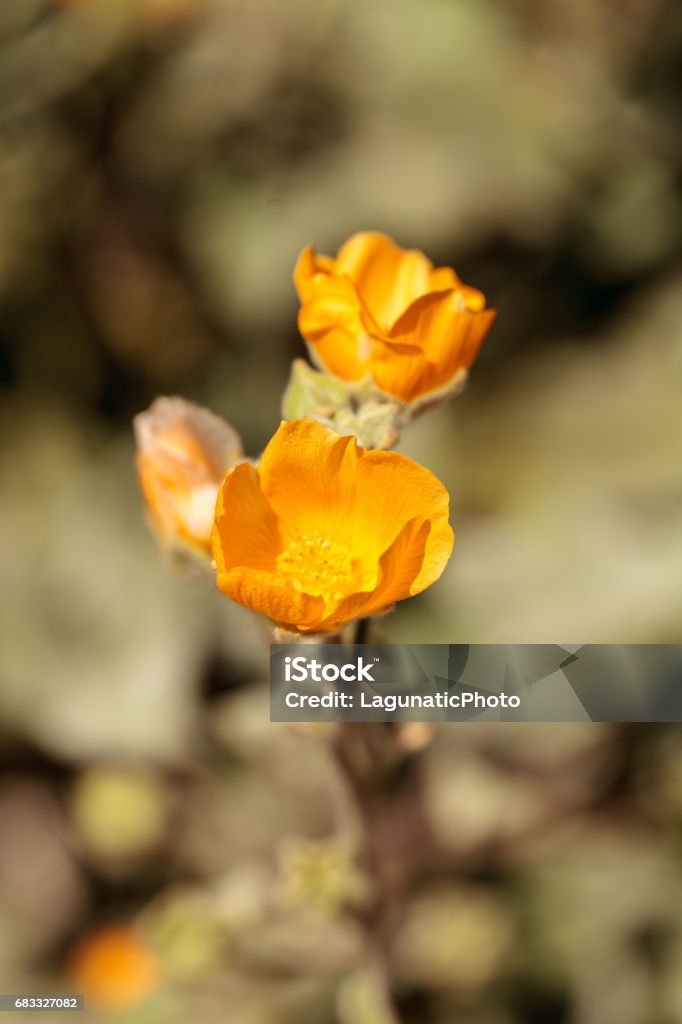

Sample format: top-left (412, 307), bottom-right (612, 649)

top-left (1, 0), bottom-right (682, 1020)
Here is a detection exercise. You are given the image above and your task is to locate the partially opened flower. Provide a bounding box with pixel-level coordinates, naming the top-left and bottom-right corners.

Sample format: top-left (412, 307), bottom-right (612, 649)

top-left (134, 397), bottom-right (242, 555)
top-left (211, 418), bottom-right (454, 634)
top-left (68, 923), bottom-right (162, 1011)
top-left (294, 231), bottom-right (495, 406)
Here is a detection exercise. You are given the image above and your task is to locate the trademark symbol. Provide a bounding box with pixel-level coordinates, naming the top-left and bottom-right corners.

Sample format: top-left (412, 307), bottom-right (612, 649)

top-left (373, 658), bottom-right (380, 662)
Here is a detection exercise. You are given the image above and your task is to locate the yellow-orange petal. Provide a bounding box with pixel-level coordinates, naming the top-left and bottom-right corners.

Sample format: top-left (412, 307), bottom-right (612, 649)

top-left (371, 292), bottom-right (496, 402)
top-left (329, 517), bottom-right (433, 625)
top-left (257, 420), bottom-right (361, 544)
top-left (297, 282), bottom-right (361, 344)
top-left (297, 287), bottom-right (370, 381)
top-left (293, 245), bottom-right (329, 303)
top-left (389, 289), bottom-right (494, 363)
top-left (216, 566), bottom-right (327, 632)
top-left (334, 232), bottom-right (459, 332)
top-left (295, 245), bottom-right (372, 380)
top-left (318, 510), bottom-right (453, 629)
top-left (305, 328), bottom-right (368, 382)
top-left (212, 462), bottom-right (281, 574)
top-left (348, 449), bottom-right (452, 568)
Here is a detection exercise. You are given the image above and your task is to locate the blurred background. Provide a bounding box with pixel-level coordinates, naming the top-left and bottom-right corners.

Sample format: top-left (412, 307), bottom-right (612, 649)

top-left (1, 0), bottom-right (681, 1020)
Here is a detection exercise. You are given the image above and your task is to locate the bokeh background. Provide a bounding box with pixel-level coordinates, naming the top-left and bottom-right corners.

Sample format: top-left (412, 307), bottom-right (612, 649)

top-left (1, 0), bottom-right (682, 1020)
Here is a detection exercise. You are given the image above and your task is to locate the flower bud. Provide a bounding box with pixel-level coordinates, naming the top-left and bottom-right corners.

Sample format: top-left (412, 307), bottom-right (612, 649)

top-left (294, 231), bottom-right (495, 409)
top-left (134, 396), bottom-right (242, 557)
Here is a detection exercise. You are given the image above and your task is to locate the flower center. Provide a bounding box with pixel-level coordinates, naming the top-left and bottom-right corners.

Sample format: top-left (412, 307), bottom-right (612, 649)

top-left (276, 531), bottom-right (353, 602)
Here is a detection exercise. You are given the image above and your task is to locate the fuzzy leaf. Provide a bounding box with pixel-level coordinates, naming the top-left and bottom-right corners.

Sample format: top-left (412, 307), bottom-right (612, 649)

top-left (282, 360), bottom-right (349, 421)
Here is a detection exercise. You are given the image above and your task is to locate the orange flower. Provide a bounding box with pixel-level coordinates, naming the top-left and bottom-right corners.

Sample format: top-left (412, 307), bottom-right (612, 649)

top-left (68, 923), bottom-right (162, 1011)
top-left (294, 232), bottom-right (495, 405)
top-left (134, 397), bottom-right (242, 554)
top-left (211, 419), bottom-right (453, 634)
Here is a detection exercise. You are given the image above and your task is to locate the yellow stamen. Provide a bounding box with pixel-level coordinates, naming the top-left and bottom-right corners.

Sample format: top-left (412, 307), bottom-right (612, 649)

top-left (277, 530), bottom-right (352, 603)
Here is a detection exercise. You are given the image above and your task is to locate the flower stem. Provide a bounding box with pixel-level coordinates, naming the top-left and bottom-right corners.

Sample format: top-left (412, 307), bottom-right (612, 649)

top-left (354, 616), bottom-right (370, 645)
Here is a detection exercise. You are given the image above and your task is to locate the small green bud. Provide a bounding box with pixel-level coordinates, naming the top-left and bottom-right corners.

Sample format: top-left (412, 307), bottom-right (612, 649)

top-left (282, 360), bottom-right (401, 450)
top-left (282, 360), bottom-right (350, 421)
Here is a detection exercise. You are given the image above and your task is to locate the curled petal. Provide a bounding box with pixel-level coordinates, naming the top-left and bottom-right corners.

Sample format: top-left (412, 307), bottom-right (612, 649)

top-left (212, 462), bottom-right (280, 573)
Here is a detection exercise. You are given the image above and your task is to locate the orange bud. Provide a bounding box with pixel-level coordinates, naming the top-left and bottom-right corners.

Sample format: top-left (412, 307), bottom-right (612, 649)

top-left (134, 397), bottom-right (243, 556)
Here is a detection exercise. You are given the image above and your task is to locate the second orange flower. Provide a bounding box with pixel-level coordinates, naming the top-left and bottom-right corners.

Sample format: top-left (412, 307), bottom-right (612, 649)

top-left (294, 231), bottom-right (496, 406)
